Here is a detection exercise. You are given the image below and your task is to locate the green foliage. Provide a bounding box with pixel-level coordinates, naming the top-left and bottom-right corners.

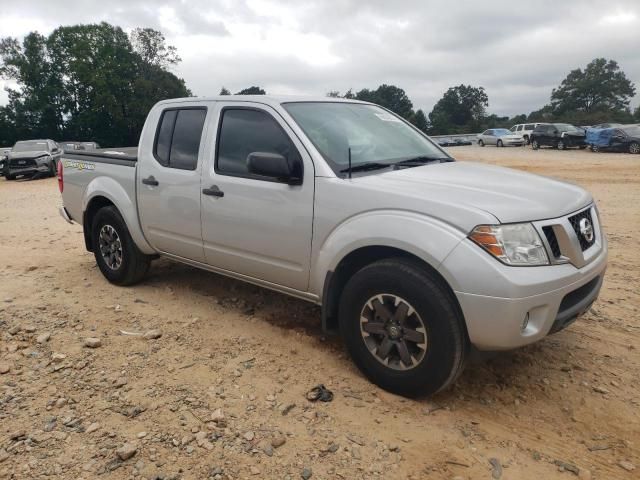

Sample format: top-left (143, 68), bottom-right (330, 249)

top-left (236, 86), bottom-right (266, 95)
top-left (635, 106), bottom-right (640, 122)
top-left (551, 58), bottom-right (635, 115)
top-left (0, 23), bottom-right (190, 147)
top-left (409, 109), bottom-right (429, 132)
top-left (219, 87), bottom-right (231, 95)
top-left (355, 84), bottom-right (414, 119)
top-left (428, 85), bottom-right (488, 134)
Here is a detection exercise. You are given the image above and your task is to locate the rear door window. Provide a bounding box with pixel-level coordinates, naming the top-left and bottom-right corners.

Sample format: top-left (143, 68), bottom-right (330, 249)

top-left (154, 108), bottom-right (207, 170)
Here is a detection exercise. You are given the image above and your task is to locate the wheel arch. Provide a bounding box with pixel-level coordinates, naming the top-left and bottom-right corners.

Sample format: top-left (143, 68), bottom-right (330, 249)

top-left (321, 245), bottom-right (466, 336)
top-left (82, 177), bottom-right (155, 255)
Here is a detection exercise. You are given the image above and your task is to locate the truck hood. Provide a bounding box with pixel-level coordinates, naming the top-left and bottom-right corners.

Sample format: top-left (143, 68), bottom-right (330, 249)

top-left (9, 150), bottom-right (50, 160)
top-left (353, 161), bottom-right (592, 223)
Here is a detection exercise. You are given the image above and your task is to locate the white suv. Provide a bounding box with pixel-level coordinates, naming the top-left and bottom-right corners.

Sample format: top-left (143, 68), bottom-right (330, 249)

top-left (510, 123), bottom-right (547, 145)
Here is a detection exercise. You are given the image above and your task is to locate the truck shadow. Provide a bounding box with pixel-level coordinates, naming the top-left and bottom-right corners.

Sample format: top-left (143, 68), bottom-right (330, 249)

top-left (144, 258), bottom-right (580, 404)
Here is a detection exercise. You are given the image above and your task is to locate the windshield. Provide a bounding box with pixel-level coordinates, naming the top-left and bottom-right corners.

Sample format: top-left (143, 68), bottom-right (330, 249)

top-left (13, 141), bottom-right (49, 152)
top-left (283, 102), bottom-right (449, 174)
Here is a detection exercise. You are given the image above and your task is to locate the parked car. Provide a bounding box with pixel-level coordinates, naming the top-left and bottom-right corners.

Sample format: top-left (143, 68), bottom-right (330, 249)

top-left (590, 126), bottom-right (640, 154)
top-left (590, 123), bottom-right (622, 130)
top-left (61, 141), bottom-right (84, 151)
top-left (452, 138), bottom-right (473, 146)
top-left (530, 124), bottom-right (586, 150)
top-left (5, 139), bottom-right (63, 180)
top-left (477, 129), bottom-right (525, 147)
top-left (81, 142), bottom-right (101, 150)
top-left (57, 96), bottom-right (607, 396)
top-left (436, 137), bottom-right (454, 147)
top-left (509, 123), bottom-right (547, 145)
top-left (0, 147), bottom-right (11, 177)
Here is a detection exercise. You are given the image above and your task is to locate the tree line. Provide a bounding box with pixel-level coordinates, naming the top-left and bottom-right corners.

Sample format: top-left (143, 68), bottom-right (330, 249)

top-left (1, 22), bottom-right (638, 146)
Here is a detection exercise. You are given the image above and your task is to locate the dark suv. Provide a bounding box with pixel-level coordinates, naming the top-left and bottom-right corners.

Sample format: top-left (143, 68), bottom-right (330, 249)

top-left (530, 123), bottom-right (586, 150)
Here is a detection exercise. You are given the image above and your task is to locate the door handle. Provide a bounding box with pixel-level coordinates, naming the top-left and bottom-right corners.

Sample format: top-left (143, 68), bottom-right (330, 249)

top-left (142, 175), bottom-right (159, 186)
top-left (202, 185), bottom-right (224, 197)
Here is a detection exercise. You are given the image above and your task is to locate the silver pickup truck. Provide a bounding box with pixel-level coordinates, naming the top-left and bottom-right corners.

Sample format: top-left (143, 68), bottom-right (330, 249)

top-left (58, 96), bottom-right (607, 396)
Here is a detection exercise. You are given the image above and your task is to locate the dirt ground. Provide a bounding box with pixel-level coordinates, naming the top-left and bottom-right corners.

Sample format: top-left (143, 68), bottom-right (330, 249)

top-left (0, 145), bottom-right (638, 480)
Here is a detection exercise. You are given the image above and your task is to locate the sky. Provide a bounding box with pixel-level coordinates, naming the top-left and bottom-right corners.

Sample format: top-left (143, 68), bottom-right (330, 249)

top-left (0, 0), bottom-right (638, 116)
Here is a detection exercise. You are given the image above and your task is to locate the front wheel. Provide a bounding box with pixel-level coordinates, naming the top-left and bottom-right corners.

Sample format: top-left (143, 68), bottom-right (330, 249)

top-left (339, 258), bottom-right (467, 397)
top-left (478, 140), bottom-right (485, 147)
top-left (48, 160), bottom-right (57, 177)
top-left (592, 145), bottom-right (600, 153)
top-left (630, 142), bottom-right (640, 154)
top-left (91, 206), bottom-right (151, 286)
top-left (557, 140), bottom-right (566, 150)
top-left (531, 139), bottom-right (540, 150)
top-left (523, 135), bottom-right (530, 145)
top-left (497, 139), bottom-right (503, 147)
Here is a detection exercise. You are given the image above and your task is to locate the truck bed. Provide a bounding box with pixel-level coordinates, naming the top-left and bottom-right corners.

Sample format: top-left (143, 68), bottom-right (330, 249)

top-left (62, 147), bottom-right (137, 165)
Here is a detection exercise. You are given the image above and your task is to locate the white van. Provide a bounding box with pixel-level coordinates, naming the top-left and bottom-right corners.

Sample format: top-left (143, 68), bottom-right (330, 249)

top-left (510, 123), bottom-right (548, 145)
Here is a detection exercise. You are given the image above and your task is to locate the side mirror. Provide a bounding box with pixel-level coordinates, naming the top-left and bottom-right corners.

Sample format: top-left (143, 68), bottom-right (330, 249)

top-left (246, 152), bottom-right (301, 184)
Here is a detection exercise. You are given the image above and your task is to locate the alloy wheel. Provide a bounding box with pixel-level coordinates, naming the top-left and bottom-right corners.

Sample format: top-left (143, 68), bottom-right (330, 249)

top-left (98, 224), bottom-right (123, 270)
top-left (359, 294), bottom-right (428, 371)
top-left (630, 143), bottom-right (640, 154)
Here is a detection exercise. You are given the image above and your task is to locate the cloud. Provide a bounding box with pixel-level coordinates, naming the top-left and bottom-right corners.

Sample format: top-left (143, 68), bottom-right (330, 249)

top-left (1, 0), bottom-right (638, 115)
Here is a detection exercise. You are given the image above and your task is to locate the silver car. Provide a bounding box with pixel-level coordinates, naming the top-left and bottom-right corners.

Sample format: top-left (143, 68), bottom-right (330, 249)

top-left (478, 128), bottom-right (525, 147)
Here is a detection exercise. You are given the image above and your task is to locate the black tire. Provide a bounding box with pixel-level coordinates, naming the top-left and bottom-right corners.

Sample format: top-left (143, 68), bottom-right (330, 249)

top-left (592, 145), bottom-right (600, 153)
top-left (48, 160), bottom-right (56, 177)
top-left (557, 140), bottom-right (566, 150)
top-left (478, 139), bottom-right (484, 147)
top-left (91, 206), bottom-right (151, 286)
top-left (339, 258), bottom-right (467, 397)
top-left (531, 139), bottom-right (540, 150)
top-left (629, 142), bottom-right (640, 154)
top-left (497, 139), bottom-right (503, 147)
top-left (523, 135), bottom-right (530, 145)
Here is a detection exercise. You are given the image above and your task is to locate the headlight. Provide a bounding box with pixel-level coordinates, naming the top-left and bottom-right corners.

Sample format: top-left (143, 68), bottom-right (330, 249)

top-left (469, 223), bottom-right (549, 266)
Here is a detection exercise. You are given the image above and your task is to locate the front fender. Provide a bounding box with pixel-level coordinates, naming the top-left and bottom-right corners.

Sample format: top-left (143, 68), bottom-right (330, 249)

top-left (310, 210), bottom-right (467, 296)
top-left (83, 176), bottom-right (155, 255)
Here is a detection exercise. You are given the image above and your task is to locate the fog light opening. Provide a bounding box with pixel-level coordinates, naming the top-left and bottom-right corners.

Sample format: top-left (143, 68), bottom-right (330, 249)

top-left (521, 312), bottom-right (530, 332)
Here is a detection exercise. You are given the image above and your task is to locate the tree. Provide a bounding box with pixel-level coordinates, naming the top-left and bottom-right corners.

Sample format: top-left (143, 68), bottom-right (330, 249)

top-left (219, 87), bottom-right (231, 95)
top-left (634, 105), bottom-right (640, 122)
top-left (551, 58), bottom-right (635, 115)
top-left (355, 84), bottom-right (414, 119)
top-left (130, 28), bottom-right (181, 70)
top-left (236, 86), bottom-right (266, 95)
top-left (409, 109), bottom-right (429, 132)
top-left (428, 85), bottom-right (488, 134)
top-left (0, 23), bottom-right (190, 146)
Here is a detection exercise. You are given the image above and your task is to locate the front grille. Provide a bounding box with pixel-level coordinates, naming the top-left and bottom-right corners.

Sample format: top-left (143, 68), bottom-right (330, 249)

top-left (9, 158), bottom-right (37, 168)
top-left (568, 209), bottom-right (596, 251)
top-left (542, 226), bottom-right (561, 258)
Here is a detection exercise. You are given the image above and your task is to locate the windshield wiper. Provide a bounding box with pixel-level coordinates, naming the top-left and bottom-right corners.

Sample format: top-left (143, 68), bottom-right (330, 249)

top-left (393, 156), bottom-right (448, 167)
top-left (339, 162), bottom-right (391, 174)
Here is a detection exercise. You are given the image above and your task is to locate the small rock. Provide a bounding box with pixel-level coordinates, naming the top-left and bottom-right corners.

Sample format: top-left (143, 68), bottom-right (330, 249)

top-left (86, 423), bottom-right (100, 434)
top-left (578, 468), bottom-right (592, 480)
top-left (211, 408), bottom-right (225, 423)
top-left (489, 458), bottom-right (503, 479)
top-left (592, 385), bottom-right (609, 394)
top-left (280, 403), bottom-right (296, 415)
top-left (271, 435), bottom-right (286, 448)
top-left (0, 364), bottom-right (10, 375)
top-left (51, 353), bottom-right (66, 363)
top-left (554, 460), bottom-right (579, 475)
top-left (250, 466), bottom-right (260, 475)
top-left (301, 467), bottom-right (312, 479)
top-left (243, 431), bottom-right (255, 441)
top-left (0, 449), bottom-right (8, 463)
top-left (113, 377), bottom-right (127, 388)
top-left (37, 332), bottom-right (51, 344)
top-left (24, 325), bottom-right (36, 333)
top-left (143, 329), bottom-right (162, 340)
top-left (137, 431), bottom-right (147, 439)
top-left (84, 337), bottom-right (102, 348)
top-left (618, 461), bottom-right (635, 472)
top-left (116, 443), bottom-right (137, 461)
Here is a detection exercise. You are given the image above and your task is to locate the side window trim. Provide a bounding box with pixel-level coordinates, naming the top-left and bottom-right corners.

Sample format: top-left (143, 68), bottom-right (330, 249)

top-left (214, 105), bottom-right (303, 184)
top-left (152, 106), bottom-right (208, 170)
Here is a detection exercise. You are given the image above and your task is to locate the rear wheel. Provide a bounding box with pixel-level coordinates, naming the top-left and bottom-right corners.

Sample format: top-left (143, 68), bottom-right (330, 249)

top-left (4, 164), bottom-right (16, 180)
top-left (523, 135), bottom-right (530, 145)
top-left (478, 140), bottom-right (485, 147)
top-left (592, 145), bottom-right (600, 153)
top-left (91, 206), bottom-right (151, 286)
top-left (557, 140), bottom-right (566, 150)
top-left (531, 139), bottom-right (540, 150)
top-left (339, 258), bottom-right (467, 397)
top-left (630, 142), bottom-right (640, 154)
top-left (497, 139), bottom-right (504, 147)
top-left (48, 159), bottom-right (57, 177)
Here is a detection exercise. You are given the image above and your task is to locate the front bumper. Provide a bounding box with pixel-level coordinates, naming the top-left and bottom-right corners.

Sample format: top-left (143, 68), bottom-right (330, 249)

top-left (440, 226), bottom-right (608, 351)
top-left (7, 164), bottom-right (50, 176)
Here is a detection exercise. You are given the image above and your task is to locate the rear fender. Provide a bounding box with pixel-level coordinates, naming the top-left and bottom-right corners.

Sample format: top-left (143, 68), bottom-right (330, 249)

top-left (83, 176), bottom-right (155, 255)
